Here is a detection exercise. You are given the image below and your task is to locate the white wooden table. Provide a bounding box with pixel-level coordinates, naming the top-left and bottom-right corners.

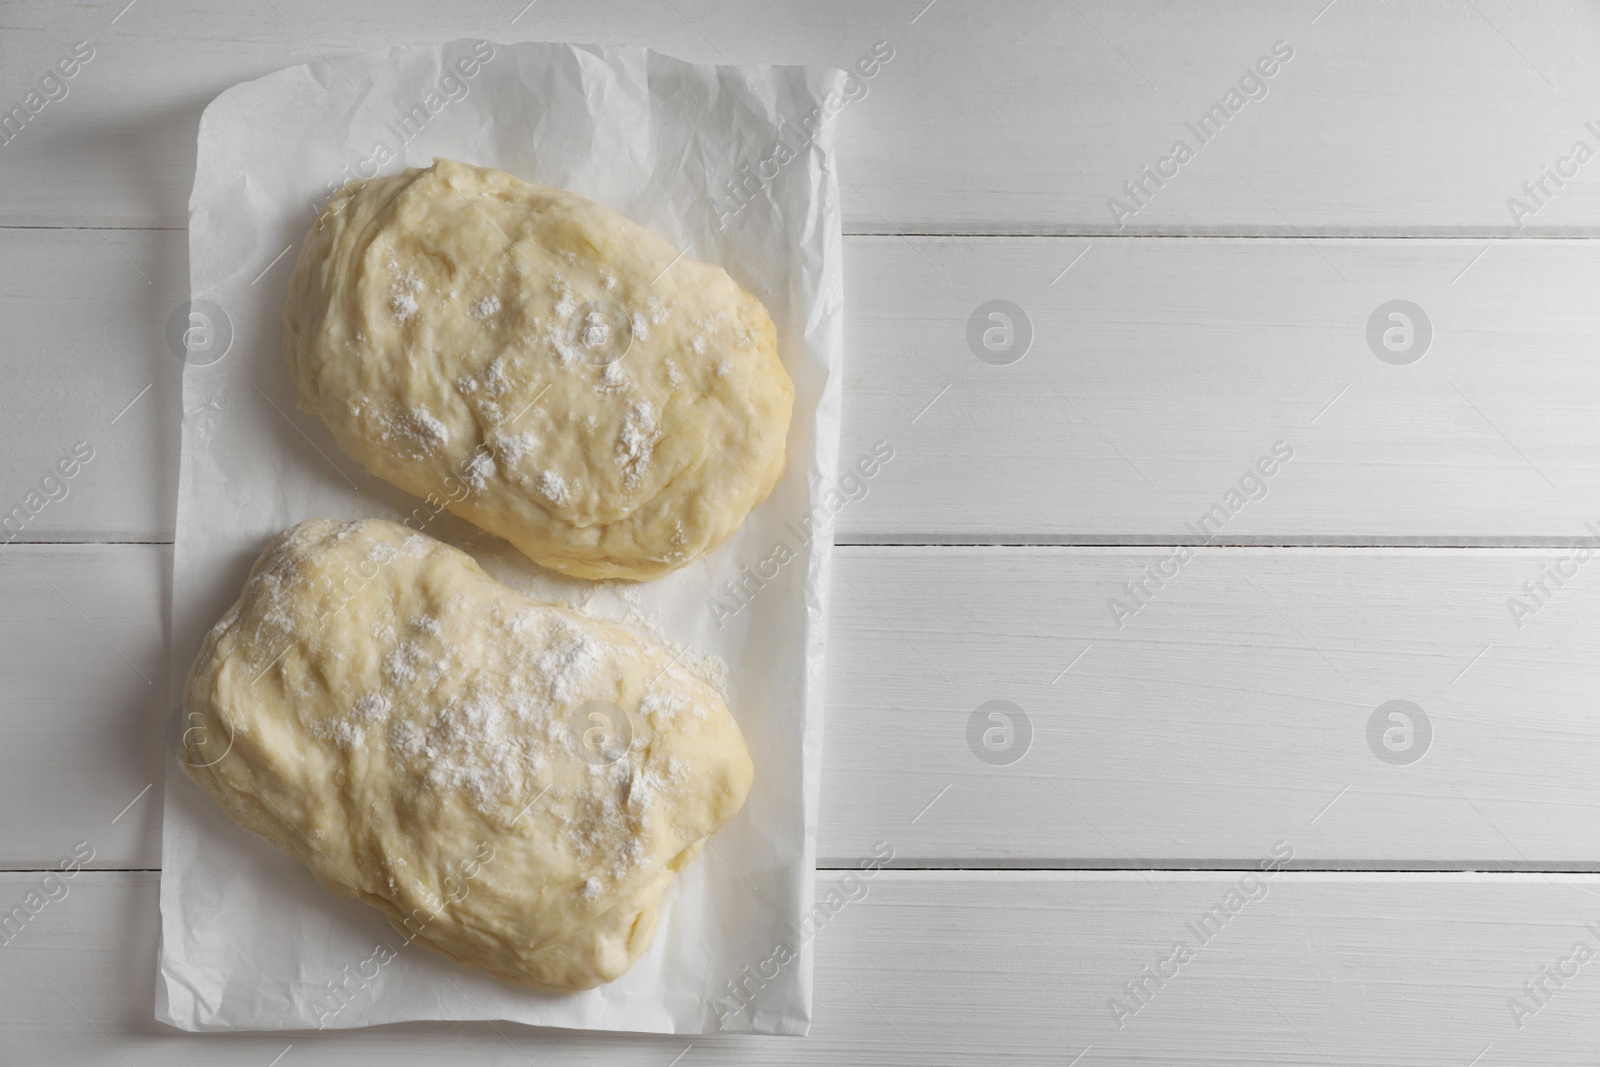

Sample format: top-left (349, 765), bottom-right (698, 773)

top-left (6, 1), bottom-right (1600, 1061)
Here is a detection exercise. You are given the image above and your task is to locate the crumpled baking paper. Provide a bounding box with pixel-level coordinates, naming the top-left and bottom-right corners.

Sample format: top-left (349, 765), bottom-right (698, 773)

top-left (157, 38), bottom-right (844, 1036)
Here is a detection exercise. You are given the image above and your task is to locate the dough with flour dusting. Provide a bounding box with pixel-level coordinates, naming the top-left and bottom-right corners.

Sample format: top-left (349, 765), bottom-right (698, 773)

top-left (283, 159), bottom-right (793, 581)
top-left (180, 518), bottom-right (753, 991)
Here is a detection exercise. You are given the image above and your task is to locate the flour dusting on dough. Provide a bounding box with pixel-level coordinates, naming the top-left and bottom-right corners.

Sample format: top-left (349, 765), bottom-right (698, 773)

top-left (397, 405), bottom-right (450, 454)
top-left (389, 264), bottom-right (424, 322)
top-left (493, 431), bottom-right (538, 465)
top-left (463, 450), bottom-right (496, 492)
top-left (617, 401), bottom-right (660, 487)
top-left (537, 469), bottom-right (571, 506)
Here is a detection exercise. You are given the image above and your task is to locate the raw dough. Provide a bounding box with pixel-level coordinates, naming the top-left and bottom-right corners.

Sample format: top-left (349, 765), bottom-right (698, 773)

top-left (179, 518), bottom-right (753, 991)
top-left (283, 159), bottom-right (794, 581)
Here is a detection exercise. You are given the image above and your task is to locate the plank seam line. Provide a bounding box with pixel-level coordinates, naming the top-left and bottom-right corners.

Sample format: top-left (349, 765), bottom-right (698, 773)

top-left (0, 224), bottom-right (186, 233)
top-left (10, 540), bottom-right (1600, 550)
top-left (9, 223), bottom-right (1600, 241)
top-left (18, 866), bottom-right (1600, 875)
top-left (833, 541), bottom-right (1600, 549)
top-left (843, 231), bottom-right (1600, 240)
top-left (821, 865), bottom-right (1600, 873)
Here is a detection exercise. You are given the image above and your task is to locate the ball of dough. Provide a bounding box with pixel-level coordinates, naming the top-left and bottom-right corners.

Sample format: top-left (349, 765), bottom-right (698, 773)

top-left (179, 518), bottom-right (753, 991)
top-left (283, 159), bottom-right (794, 581)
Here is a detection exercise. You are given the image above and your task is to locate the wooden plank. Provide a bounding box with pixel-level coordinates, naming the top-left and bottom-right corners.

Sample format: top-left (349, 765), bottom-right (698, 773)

top-left (7, 869), bottom-right (1600, 1062)
top-left (837, 234), bottom-right (1600, 543)
top-left (8, 542), bottom-right (1600, 870)
top-left (819, 543), bottom-right (1600, 868)
top-left (9, 229), bottom-right (1600, 543)
top-left (0, 545), bottom-right (167, 871)
top-left (0, 228), bottom-right (185, 544)
top-left (4, 0), bottom-right (1600, 233)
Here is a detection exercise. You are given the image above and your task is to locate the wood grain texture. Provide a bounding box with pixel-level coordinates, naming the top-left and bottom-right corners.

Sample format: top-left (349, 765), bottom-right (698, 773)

top-left (5, 870), bottom-right (1600, 1064)
top-left (839, 235), bottom-right (1600, 542)
top-left (0, 545), bottom-right (168, 871)
top-left (8, 229), bottom-right (1600, 544)
top-left (3, 0), bottom-right (1600, 233)
top-left (8, 543), bottom-right (1600, 870)
top-left (0, 229), bottom-right (184, 543)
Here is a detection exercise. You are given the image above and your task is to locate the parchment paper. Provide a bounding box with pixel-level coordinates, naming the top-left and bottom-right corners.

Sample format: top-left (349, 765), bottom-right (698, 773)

top-left (157, 38), bottom-right (845, 1036)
